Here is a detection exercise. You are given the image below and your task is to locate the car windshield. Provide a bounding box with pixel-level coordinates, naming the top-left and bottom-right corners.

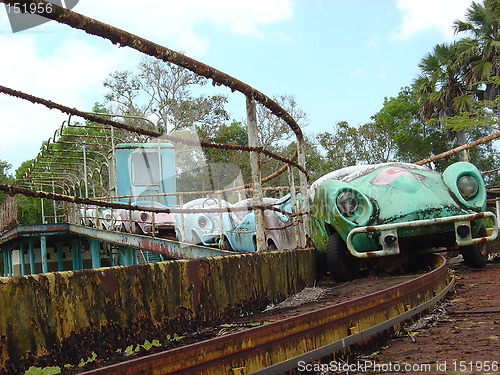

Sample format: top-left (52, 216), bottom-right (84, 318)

top-left (131, 151), bottom-right (160, 186)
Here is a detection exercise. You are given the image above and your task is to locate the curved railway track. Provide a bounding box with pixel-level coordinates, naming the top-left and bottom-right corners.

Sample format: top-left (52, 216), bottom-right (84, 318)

top-left (78, 254), bottom-right (454, 375)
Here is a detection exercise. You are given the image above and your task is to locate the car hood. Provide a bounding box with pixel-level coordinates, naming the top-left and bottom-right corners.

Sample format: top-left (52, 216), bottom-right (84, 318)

top-left (346, 165), bottom-right (471, 223)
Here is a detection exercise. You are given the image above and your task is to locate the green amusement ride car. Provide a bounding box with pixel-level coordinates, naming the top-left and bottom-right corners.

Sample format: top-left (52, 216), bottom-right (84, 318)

top-left (309, 162), bottom-right (498, 281)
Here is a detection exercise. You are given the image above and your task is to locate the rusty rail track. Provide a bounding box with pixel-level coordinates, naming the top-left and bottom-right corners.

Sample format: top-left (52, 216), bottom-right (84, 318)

top-left (81, 254), bottom-right (454, 375)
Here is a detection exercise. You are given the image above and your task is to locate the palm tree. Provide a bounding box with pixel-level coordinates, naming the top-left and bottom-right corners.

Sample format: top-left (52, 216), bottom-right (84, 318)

top-left (454, 0), bottom-right (500, 101)
top-left (413, 42), bottom-right (475, 160)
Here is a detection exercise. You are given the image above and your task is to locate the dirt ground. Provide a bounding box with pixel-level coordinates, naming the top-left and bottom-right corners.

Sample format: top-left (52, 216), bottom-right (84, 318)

top-left (340, 257), bottom-right (500, 375)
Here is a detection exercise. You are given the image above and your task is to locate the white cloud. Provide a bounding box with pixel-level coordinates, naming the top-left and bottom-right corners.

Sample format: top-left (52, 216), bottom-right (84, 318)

top-left (392, 0), bottom-right (472, 40)
top-left (1, 36), bottom-right (123, 106)
top-left (367, 35), bottom-right (380, 48)
top-left (76, 0), bottom-right (295, 56)
top-left (350, 67), bottom-right (364, 77)
top-left (0, 33), bottom-right (126, 171)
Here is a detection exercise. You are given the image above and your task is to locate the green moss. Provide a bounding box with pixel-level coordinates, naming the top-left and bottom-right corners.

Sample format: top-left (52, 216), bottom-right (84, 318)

top-left (24, 366), bottom-right (61, 375)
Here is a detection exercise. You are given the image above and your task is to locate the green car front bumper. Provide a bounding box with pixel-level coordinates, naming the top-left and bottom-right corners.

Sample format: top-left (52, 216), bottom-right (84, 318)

top-left (346, 211), bottom-right (498, 258)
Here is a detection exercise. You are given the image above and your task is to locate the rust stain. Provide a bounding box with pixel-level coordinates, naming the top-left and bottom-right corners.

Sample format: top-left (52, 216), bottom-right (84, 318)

top-left (96, 268), bottom-right (119, 296)
top-left (187, 259), bottom-right (203, 317)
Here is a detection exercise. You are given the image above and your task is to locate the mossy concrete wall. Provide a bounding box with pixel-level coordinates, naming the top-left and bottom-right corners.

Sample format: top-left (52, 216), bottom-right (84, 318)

top-left (0, 249), bottom-right (315, 373)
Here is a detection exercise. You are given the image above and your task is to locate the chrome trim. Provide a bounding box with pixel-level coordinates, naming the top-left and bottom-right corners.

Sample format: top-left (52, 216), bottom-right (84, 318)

top-left (346, 212), bottom-right (498, 258)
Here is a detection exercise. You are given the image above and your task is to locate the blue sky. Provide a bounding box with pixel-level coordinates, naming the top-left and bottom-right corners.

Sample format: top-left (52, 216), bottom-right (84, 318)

top-left (0, 0), bottom-right (474, 172)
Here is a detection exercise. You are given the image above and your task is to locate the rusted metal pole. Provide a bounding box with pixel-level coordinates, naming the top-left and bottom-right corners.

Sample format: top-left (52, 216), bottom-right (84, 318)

top-left (246, 96), bottom-right (266, 252)
top-left (52, 180), bottom-right (57, 223)
top-left (296, 139), bottom-right (309, 240)
top-left (40, 236), bottom-right (48, 273)
top-left (496, 200), bottom-right (500, 230)
top-left (40, 184), bottom-right (46, 224)
top-left (286, 167), bottom-right (301, 248)
top-left (416, 129), bottom-right (500, 165)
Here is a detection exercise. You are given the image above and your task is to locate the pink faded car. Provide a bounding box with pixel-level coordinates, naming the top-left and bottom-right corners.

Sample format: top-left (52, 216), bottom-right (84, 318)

top-left (116, 200), bottom-right (176, 236)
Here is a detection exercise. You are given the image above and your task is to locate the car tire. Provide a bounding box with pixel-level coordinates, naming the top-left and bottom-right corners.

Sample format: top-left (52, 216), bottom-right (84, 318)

top-left (133, 223), bottom-right (143, 235)
top-left (326, 232), bottom-right (358, 281)
top-left (315, 249), bottom-right (328, 274)
top-left (267, 240), bottom-right (278, 250)
top-left (176, 230), bottom-right (183, 242)
top-left (222, 236), bottom-right (233, 251)
top-left (191, 231), bottom-right (202, 245)
top-left (460, 226), bottom-right (488, 268)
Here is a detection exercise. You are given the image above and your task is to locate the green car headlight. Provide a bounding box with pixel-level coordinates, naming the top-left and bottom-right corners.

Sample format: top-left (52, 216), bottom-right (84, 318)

top-left (457, 174), bottom-right (478, 200)
top-left (443, 162), bottom-right (486, 210)
top-left (336, 190), bottom-right (359, 217)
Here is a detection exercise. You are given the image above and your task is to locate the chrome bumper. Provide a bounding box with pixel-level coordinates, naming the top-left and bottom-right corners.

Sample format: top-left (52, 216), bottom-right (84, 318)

top-left (143, 223), bottom-right (175, 234)
top-left (346, 212), bottom-right (498, 258)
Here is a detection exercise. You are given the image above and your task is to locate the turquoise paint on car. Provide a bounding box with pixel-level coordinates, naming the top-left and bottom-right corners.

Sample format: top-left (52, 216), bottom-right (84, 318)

top-left (309, 162), bottom-right (496, 257)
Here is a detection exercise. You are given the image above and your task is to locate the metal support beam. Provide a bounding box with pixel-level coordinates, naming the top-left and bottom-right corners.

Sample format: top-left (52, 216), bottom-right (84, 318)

top-left (56, 242), bottom-right (64, 271)
top-left (83, 144), bottom-right (89, 198)
top-left (40, 236), bottom-right (48, 273)
top-left (2, 249), bottom-right (11, 277)
top-left (496, 199), bottom-right (500, 229)
top-left (287, 167), bottom-right (302, 248)
top-left (90, 239), bottom-right (101, 268)
top-left (296, 138), bottom-right (309, 241)
top-left (119, 247), bottom-right (135, 266)
top-left (71, 239), bottom-right (83, 270)
top-left (246, 96), bottom-right (266, 252)
top-left (28, 239), bottom-right (35, 274)
top-left (109, 246), bottom-right (116, 267)
top-left (19, 241), bottom-right (26, 275)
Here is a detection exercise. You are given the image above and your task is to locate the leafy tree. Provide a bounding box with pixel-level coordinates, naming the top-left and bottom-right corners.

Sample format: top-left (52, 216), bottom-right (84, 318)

top-left (439, 77), bottom-right (500, 134)
top-left (454, 0), bottom-right (500, 102)
top-left (280, 134), bottom-right (330, 184)
top-left (104, 56), bottom-right (229, 136)
top-left (430, 81), bottom-right (500, 184)
top-left (371, 87), bottom-right (450, 169)
top-left (0, 160), bottom-right (12, 183)
top-left (251, 94), bottom-right (311, 190)
top-left (255, 94), bottom-right (308, 149)
top-left (15, 159), bottom-right (43, 225)
top-left (198, 121), bottom-right (249, 164)
top-left (413, 42), bottom-right (475, 158)
top-left (197, 121), bottom-right (252, 197)
top-left (317, 120), bottom-right (395, 170)
top-left (0, 160), bottom-right (13, 203)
